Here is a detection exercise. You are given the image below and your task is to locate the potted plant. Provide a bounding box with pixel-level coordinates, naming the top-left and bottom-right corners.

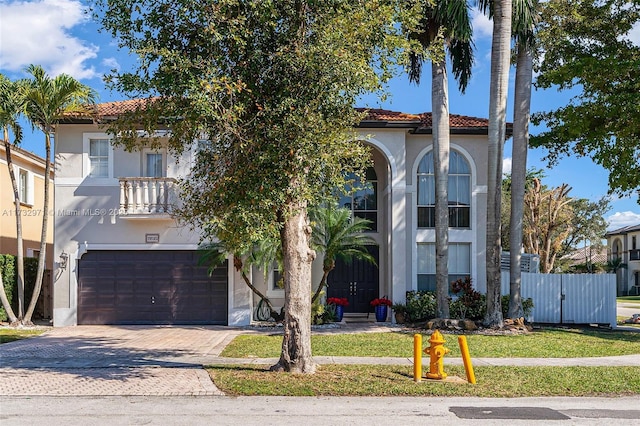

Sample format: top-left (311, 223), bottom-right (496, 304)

top-left (370, 297), bottom-right (392, 322)
top-left (327, 297), bottom-right (349, 322)
top-left (391, 303), bottom-right (407, 324)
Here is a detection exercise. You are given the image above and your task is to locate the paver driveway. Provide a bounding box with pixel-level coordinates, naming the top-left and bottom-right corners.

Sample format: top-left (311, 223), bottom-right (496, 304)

top-left (0, 325), bottom-right (243, 396)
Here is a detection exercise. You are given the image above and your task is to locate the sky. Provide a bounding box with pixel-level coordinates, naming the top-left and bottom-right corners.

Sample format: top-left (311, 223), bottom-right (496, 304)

top-left (1, 0), bottom-right (639, 231)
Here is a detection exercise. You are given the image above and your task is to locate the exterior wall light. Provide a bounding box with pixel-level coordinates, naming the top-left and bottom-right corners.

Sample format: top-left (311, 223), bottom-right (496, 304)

top-left (59, 251), bottom-right (69, 270)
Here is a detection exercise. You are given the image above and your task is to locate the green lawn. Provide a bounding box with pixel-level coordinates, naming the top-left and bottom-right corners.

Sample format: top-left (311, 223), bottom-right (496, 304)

top-left (221, 328), bottom-right (640, 359)
top-left (618, 296), bottom-right (640, 306)
top-left (0, 327), bottom-right (46, 344)
top-left (207, 364), bottom-right (640, 397)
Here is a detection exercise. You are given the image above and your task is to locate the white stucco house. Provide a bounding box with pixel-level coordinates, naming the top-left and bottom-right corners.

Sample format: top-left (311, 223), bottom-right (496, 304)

top-left (52, 100), bottom-right (502, 326)
top-left (606, 224), bottom-right (640, 296)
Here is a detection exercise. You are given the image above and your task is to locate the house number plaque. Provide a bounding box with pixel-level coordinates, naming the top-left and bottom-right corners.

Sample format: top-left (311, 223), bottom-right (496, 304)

top-left (145, 233), bottom-right (160, 244)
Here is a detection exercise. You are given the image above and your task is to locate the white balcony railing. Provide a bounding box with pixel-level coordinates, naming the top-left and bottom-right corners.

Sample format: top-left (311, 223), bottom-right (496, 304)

top-left (118, 177), bottom-right (177, 215)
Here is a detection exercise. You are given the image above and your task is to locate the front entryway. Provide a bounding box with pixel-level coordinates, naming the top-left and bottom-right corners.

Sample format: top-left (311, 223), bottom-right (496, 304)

top-left (327, 246), bottom-right (379, 313)
top-left (78, 250), bottom-right (228, 325)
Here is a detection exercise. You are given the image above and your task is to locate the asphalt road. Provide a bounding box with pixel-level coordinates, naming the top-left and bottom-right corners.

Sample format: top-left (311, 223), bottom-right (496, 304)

top-left (2, 395), bottom-right (640, 425)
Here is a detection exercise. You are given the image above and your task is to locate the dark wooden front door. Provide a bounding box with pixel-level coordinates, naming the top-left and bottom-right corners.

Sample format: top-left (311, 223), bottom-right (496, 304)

top-left (327, 246), bottom-right (379, 313)
top-left (78, 250), bottom-right (228, 325)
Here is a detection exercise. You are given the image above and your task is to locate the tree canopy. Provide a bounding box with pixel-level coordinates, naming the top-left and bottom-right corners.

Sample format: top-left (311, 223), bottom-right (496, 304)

top-left (95, 0), bottom-right (412, 373)
top-left (533, 0), bottom-right (640, 202)
top-left (97, 0), bottom-right (409, 250)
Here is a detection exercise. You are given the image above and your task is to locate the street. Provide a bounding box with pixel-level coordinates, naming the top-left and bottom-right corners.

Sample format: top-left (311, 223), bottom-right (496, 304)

top-left (2, 395), bottom-right (639, 425)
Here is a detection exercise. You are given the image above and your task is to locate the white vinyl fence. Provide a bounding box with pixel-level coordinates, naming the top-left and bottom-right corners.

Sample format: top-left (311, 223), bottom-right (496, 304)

top-left (500, 272), bottom-right (616, 327)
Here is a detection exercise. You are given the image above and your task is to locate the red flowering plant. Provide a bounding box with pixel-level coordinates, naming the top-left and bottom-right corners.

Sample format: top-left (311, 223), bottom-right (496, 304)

top-left (327, 297), bottom-right (349, 307)
top-left (370, 297), bottom-right (392, 307)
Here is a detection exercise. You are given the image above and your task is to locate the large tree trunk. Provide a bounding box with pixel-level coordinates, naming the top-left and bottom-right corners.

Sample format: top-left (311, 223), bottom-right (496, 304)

top-left (485, 0), bottom-right (512, 328)
top-left (24, 132), bottom-right (51, 324)
top-left (432, 57), bottom-right (450, 319)
top-left (271, 199), bottom-right (317, 374)
top-left (508, 44), bottom-right (533, 319)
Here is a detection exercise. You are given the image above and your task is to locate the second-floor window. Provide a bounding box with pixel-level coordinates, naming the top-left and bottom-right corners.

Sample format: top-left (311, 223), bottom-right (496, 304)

top-left (417, 150), bottom-right (471, 228)
top-left (145, 153), bottom-right (164, 178)
top-left (19, 169), bottom-right (28, 203)
top-left (339, 167), bottom-right (378, 231)
top-left (89, 139), bottom-right (109, 177)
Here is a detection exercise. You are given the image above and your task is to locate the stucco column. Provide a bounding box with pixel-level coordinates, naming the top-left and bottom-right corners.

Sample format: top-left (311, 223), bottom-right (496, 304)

top-left (390, 183), bottom-right (407, 304)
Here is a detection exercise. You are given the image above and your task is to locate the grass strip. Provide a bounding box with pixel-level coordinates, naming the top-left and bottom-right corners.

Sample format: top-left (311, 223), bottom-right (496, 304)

top-left (221, 328), bottom-right (640, 359)
top-left (207, 364), bottom-right (640, 397)
top-left (0, 328), bottom-right (46, 344)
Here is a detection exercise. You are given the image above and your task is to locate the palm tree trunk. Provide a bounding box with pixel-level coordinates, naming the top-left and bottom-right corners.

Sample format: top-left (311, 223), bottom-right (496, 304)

top-left (24, 132), bottom-right (51, 323)
top-left (2, 133), bottom-right (21, 323)
top-left (485, 0), bottom-right (512, 328)
top-left (311, 267), bottom-right (331, 304)
top-left (508, 43), bottom-right (533, 319)
top-left (271, 200), bottom-right (317, 374)
top-left (432, 57), bottom-right (450, 319)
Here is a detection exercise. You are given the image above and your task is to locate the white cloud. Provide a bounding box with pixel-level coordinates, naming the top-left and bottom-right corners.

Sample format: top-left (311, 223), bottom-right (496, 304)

top-left (607, 211), bottom-right (640, 231)
top-left (627, 22), bottom-right (640, 46)
top-left (102, 57), bottom-right (120, 72)
top-left (0, 0), bottom-right (99, 79)
top-left (502, 157), bottom-right (512, 176)
top-left (471, 8), bottom-right (493, 40)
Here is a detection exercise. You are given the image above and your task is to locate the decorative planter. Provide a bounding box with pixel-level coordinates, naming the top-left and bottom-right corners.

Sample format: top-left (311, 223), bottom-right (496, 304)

top-left (375, 305), bottom-right (388, 322)
top-left (335, 305), bottom-right (344, 322)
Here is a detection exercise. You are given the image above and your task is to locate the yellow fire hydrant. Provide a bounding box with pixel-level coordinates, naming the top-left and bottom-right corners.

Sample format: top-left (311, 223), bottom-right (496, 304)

top-left (424, 330), bottom-right (450, 380)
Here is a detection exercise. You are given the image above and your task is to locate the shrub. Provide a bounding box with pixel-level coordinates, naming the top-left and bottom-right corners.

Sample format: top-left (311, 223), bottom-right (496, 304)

top-left (405, 290), bottom-right (436, 322)
top-left (501, 295), bottom-right (535, 319)
top-left (0, 254), bottom-right (16, 321)
top-left (449, 277), bottom-right (485, 320)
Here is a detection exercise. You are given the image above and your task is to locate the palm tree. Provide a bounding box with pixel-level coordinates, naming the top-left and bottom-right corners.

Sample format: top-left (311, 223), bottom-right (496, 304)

top-left (310, 206), bottom-right (376, 303)
top-left (199, 239), bottom-right (284, 321)
top-left (408, 0), bottom-right (474, 318)
top-left (22, 65), bottom-right (96, 324)
top-left (199, 205), bottom-right (375, 320)
top-left (508, 0), bottom-right (538, 319)
top-left (0, 74), bottom-right (26, 324)
top-left (479, 0), bottom-right (513, 327)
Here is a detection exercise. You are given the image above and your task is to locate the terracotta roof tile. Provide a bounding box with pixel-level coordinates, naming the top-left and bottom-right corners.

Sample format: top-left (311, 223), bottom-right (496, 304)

top-left (356, 108), bottom-right (421, 122)
top-left (95, 98), bottom-right (155, 116)
top-left (356, 108), bottom-right (493, 129)
top-left (69, 100), bottom-right (495, 131)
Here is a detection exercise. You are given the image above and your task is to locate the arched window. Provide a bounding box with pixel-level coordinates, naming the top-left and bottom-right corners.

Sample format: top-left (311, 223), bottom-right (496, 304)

top-left (339, 167), bottom-right (378, 231)
top-left (417, 150), bottom-right (470, 228)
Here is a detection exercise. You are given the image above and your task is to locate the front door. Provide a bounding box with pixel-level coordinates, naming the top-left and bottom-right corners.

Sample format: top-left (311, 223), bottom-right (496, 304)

top-left (327, 246), bottom-right (379, 313)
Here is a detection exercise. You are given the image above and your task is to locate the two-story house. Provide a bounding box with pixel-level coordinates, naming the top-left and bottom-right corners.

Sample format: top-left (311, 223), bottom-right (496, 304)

top-left (0, 143), bottom-right (54, 318)
top-left (606, 224), bottom-right (640, 296)
top-left (52, 101), bottom-right (497, 327)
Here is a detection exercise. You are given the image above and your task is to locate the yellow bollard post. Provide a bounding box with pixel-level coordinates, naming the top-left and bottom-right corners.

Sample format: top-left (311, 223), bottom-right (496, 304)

top-left (458, 335), bottom-right (476, 384)
top-left (413, 334), bottom-right (422, 382)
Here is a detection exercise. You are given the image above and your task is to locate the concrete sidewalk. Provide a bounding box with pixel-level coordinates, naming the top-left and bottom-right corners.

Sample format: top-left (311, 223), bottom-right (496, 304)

top-left (209, 353), bottom-right (640, 367)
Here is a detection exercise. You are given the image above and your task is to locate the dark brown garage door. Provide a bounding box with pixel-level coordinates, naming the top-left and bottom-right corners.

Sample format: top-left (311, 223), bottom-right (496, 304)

top-left (78, 250), bottom-right (227, 325)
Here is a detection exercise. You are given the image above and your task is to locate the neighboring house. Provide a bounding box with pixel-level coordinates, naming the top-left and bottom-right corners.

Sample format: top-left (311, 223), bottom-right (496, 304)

top-left (560, 245), bottom-right (608, 273)
top-left (52, 101), bottom-right (502, 327)
top-left (606, 224), bottom-right (640, 296)
top-left (0, 143), bottom-right (54, 318)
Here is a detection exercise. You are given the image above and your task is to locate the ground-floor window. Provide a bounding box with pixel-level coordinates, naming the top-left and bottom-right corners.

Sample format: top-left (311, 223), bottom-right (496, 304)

top-left (417, 242), bottom-right (471, 292)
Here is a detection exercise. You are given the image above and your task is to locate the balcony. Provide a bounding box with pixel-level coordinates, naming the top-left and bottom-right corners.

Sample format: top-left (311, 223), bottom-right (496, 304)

top-left (118, 177), bottom-right (177, 218)
top-left (630, 249), bottom-right (640, 261)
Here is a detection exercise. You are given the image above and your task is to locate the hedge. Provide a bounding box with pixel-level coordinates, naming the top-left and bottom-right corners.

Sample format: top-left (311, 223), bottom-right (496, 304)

top-left (0, 255), bottom-right (41, 321)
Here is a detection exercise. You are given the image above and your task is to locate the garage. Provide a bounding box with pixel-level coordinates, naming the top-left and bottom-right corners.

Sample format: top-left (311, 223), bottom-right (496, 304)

top-left (78, 250), bottom-right (228, 325)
